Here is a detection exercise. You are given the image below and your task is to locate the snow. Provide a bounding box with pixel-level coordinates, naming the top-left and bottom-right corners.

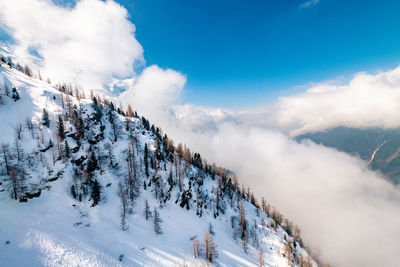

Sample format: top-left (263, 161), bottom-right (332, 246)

top-left (0, 50), bottom-right (316, 267)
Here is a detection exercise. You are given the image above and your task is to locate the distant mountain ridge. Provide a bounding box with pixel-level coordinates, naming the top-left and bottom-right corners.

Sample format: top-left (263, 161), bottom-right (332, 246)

top-left (297, 127), bottom-right (400, 184)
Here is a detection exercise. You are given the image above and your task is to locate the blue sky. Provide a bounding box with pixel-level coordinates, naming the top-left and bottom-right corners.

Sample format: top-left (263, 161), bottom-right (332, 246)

top-left (120, 0), bottom-right (400, 107)
top-left (3, 0), bottom-right (400, 108)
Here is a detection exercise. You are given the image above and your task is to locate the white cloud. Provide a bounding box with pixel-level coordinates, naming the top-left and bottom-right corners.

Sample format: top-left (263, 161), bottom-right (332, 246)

top-left (187, 66), bottom-right (400, 136)
top-left (118, 65), bottom-right (186, 124)
top-left (262, 66), bottom-right (400, 135)
top-left (0, 0), bottom-right (143, 90)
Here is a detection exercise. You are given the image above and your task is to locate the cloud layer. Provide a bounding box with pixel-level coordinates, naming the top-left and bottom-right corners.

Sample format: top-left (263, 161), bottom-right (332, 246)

top-left (0, 0), bottom-right (143, 89)
top-left (189, 66), bottom-right (400, 136)
top-left (119, 62), bottom-right (400, 267)
top-left (272, 67), bottom-right (400, 135)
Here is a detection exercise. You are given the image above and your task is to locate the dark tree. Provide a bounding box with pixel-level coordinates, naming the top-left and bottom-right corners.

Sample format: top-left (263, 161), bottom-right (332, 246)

top-left (9, 168), bottom-right (19, 200)
top-left (144, 143), bottom-right (149, 177)
top-left (1, 144), bottom-right (10, 175)
top-left (144, 199), bottom-right (151, 220)
top-left (42, 108), bottom-right (50, 127)
top-left (91, 179), bottom-right (101, 207)
top-left (57, 116), bottom-right (65, 140)
top-left (86, 152), bottom-right (98, 177)
top-left (11, 87), bottom-right (20, 101)
top-left (209, 222), bottom-right (215, 236)
top-left (153, 207), bottom-right (162, 235)
top-left (120, 183), bottom-right (129, 231)
top-left (239, 202), bottom-right (248, 252)
top-left (92, 97), bottom-right (103, 122)
top-left (7, 57), bottom-right (12, 68)
top-left (24, 65), bottom-right (32, 77)
top-left (71, 184), bottom-right (77, 199)
top-left (64, 140), bottom-right (70, 158)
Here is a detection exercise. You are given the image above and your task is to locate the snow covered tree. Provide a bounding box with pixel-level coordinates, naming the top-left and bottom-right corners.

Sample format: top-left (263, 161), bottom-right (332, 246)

top-left (155, 139), bottom-right (161, 160)
top-left (14, 137), bottom-right (23, 162)
top-left (153, 207), bottom-right (162, 235)
top-left (110, 112), bottom-right (121, 142)
top-left (168, 164), bottom-right (174, 186)
top-left (71, 184), bottom-right (77, 199)
top-left (42, 109), bottom-right (50, 127)
top-left (204, 231), bottom-right (218, 263)
top-left (86, 152), bottom-right (98, 177)
top-left (209, 222), bottom-right (215, 236)
top-left (7, 57), bottom-right (12, 68)
top-left (24, 65), bottom-right (32, 77)
top-left (91, 179), bottom-right (101, 207)
top-left (15, 122), bottom-right (22, 140)
top-left (11, 87), bottom-right (20, 101)
top-left (57, 116), bottom-right (65, 140)
top-left (64, 140), bottom-right (70, 158)
top-left (92, 97), bottom-right (103, 122)
top-left (9, 168), bottom-right (19, 200)
top-left (284, 243), bottom-right (292, 265)
top-left (144, 199), bottom-right (152, 220)
top-left (144, 143), bottom-right (149, 177)
top-left (25, 117), bottom-right (34, 138)
top-left (192, 238), bottom-right (201, 258)
top-left (239, 202), bottom-right (248, 252)
top-left (258, 249), bottom-right (264, 267)
top-left (1, 143), bottom-right (10, 175)
top-left (119, 183), bottom-right (129, 231)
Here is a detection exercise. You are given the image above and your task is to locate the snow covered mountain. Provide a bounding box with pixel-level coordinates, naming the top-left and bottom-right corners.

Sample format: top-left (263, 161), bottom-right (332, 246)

top-left (0, 52), bottom-right (317, 266)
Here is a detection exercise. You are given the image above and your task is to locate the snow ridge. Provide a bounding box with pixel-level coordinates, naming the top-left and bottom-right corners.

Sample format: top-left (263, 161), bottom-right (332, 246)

top-left (0, 55), bottom-right (317, 267)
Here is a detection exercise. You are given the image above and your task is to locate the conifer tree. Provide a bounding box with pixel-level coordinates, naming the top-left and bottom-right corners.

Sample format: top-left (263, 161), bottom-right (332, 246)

top-left (42, 108), bottom-right (50, 127)
top-left (9, 168), bottom-right (19, 200)
top-left (144, 143), bottom-right (149, 177)
top-left (57, 116), bottom-right (65, 140)
top-left (71, 184), bottom-right (77, 199)
top-left (168, 164), bottom-right (173, 186)
top-left (153, 207), bottom-right (162, 235)
top-left (155, 139), bottom-right (161, 160)
top-left (64, 140), bottom-right (70, 158)
top-left (239, 202), bottom-right (248, 252)
top-left (1, 144), bottom-right (10, 175)
top-left (91, 179), bottom-right (101, 207)
top-left (144, 199), bottom-right (151, 220)
top-left (120, 184), bottom-right (129, 231)
top-left (86, 152), bottom-right (98, 178)
top-left (92, 97), bottom-right (102, 122)
top-left (11, 87), bottom-right (20, 101)
top-left (209, 222), bottom-right (215, 236)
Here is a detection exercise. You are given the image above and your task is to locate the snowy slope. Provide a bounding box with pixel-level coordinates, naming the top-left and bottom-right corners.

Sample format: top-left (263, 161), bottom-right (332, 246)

top-left (0, 54), bottom-right (317, 267)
